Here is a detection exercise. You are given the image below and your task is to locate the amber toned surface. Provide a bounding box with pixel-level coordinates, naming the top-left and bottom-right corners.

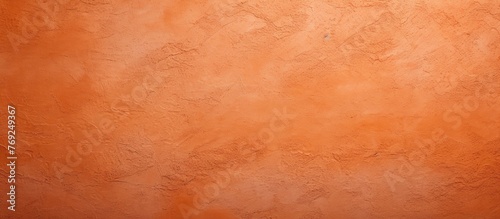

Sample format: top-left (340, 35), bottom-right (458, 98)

top-left (1, 0), bottom-right (499, 218)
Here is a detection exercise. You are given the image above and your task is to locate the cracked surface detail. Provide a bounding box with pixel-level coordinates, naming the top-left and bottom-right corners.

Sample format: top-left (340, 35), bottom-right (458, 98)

top-left (1, 0), bottom-right (499, 218)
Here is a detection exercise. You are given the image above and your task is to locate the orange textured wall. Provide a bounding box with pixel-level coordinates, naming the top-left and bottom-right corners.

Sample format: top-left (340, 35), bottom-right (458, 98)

top-left (1, 0), bottom-right (499, 218)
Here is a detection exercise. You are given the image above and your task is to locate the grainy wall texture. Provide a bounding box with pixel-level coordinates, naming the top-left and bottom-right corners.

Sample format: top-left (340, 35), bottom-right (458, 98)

top-left (0, 0), bottom-right (499, 218)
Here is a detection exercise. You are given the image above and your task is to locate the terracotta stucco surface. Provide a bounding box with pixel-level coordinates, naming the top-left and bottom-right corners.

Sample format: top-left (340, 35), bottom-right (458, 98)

top-left (1, 0), bottom-right (500, 218)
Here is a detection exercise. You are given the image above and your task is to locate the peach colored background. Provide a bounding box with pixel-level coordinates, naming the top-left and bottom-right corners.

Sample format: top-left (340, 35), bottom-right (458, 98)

top-left (1, 0), bottom-right (499, 218)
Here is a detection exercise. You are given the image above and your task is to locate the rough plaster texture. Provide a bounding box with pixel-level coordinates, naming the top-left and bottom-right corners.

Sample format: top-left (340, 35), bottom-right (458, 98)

top-left (0, 0), bottom-right (499, 218)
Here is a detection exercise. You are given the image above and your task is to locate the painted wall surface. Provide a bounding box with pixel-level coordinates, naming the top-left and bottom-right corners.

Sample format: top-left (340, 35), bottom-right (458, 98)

top-left (0, 0), bottom-right (499, 218)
